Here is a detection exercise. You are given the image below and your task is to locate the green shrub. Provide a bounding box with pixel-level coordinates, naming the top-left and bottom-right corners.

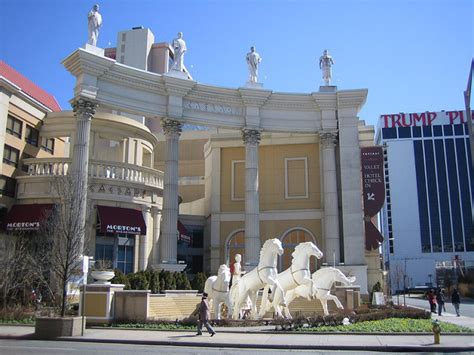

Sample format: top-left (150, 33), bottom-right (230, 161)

top-left (128, 271), bottom-right (149, 290)
top-left (191, 272), bottom-right (207, 293)
top-left (111, 269), bottom-right (130, 289)
top-left (147, 269), bottom-right (160, 294)
top-left (159, 270), bottom-right (176, 291)
top-left (175, 272), bottom-right (192, 290)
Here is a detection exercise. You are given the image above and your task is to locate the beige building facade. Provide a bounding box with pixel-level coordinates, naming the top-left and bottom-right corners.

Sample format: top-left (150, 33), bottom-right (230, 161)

top-left (2, 27), bottom-right (382, 296)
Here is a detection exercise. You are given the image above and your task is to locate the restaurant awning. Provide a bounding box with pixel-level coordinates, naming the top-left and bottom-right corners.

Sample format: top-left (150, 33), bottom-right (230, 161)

top-left (5, 204), bottom-right (54, 231)
top-left (96, 205), bottom-right (147, 235)
top-left (178, 220), bottom-right (192, 244)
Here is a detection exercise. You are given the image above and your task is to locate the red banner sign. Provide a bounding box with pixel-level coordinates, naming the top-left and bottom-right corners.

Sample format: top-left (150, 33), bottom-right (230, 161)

top-left (361, 147), bottom-right (385, 250)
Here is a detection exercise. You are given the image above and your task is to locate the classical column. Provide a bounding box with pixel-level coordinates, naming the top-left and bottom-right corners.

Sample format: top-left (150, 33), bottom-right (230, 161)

top-left (72, 99), bottom-right (97, 255)
top-left (138, 207), bottom-right (151, 271)
top-left (160, 118), bottom-right (182, 264)
top-left (242, 128), bottom-right (261, 267)
top-left (321, 132), bottom-right (340, 265)
top-left (151, 206), bottom-right (162, 264)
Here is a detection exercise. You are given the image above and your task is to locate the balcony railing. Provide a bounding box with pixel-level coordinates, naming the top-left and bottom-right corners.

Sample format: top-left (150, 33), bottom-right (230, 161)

top-left (22, 158), bottom-right (163, 189)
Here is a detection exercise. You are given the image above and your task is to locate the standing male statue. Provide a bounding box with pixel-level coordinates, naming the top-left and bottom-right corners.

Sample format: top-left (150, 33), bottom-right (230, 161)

top-left (87, 4), bottom-right (102, 46)
top-left (246, 46), bottom-right (262, 83)
top-left (319, 49), bottom-right (335, 86)
top-left (171, 32), bottom-right (187, 72)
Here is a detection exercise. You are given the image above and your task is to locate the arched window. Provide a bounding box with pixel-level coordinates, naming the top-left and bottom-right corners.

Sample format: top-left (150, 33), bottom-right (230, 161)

top-left (280, 228), bottom-right (318, 272)
top-left (226, 230), bottom-right (245, 266)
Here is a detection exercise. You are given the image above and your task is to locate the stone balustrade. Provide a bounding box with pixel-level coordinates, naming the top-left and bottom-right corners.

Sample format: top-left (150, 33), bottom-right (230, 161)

top-left (22, 158), bottom-right (164, 189)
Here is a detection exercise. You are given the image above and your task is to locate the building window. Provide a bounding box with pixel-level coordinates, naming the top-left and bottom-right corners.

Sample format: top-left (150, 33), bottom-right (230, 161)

top-left (231, 160), bottom-right (245, 201)
top-left (41, 137), bottom-right (55, 154)
top-left (3, 145), bottom-right (20, 167)
top-left (95, 233), bottom-right (135, 275)
top-left (285, 157), bottom-right (309, 199)
top-left (6, 115), bottom-right (22, 139)
top-left (0, 175), bottom-right (16, 197)
top-left (25, 125), bottom-right (39, 146)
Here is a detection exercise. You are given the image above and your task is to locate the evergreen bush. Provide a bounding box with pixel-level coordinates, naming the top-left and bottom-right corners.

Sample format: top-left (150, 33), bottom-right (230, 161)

top-left (175, 272), bottom-right (192, 290)
top-left (111, 269), bottom-right (130, 289)
top-left (191, 272), bottom-right (207, 293)
top-left (128, 271), bottom-right (149, 290)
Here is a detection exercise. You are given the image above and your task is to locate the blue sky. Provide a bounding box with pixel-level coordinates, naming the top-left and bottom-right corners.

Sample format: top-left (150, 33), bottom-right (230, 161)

top-left (1, 0), bottom-right (472, 127)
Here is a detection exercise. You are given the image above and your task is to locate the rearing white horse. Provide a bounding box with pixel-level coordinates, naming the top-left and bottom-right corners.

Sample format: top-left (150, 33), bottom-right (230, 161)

top-left (229, 238), bottom-right (285, 320)
top-left (203, 264), bottom-right (231, 320)
top-left (282, 267), bottom-right (356, 318)
top-left (259, 241), bottom-right (323, 318)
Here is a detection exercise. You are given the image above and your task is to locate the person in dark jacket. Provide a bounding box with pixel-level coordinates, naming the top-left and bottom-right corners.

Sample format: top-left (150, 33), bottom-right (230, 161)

top-left (436, 288), bottom-right (445, 316)
top-left (451, 288), bottom-right (461, 317)
top-left (196, 293), bottom-right (216, 336)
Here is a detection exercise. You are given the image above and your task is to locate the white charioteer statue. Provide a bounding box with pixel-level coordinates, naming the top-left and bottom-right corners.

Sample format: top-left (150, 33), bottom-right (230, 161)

top-left (319, 49), bottom-right (335, 86)
top-left (246, 46), bottom-right (262, 83)
top-left (171, 32), bottom-right (187, 72)
top-left (232, 254), bottom-right (242, 283)
top-left (87, 4), bottom-right (102, 46)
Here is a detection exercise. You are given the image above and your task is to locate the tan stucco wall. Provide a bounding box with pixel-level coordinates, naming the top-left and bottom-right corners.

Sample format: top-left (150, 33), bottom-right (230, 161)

top-left (220, 143), bottom-right (321, 212)
top-left (84, 293), bottom-right (108, 317)
top-left (178, 185), bottom-right (204, 203)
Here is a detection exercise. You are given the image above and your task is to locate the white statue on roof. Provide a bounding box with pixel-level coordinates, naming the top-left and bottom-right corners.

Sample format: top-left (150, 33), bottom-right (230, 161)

top-left (171, 32), bottom-right (187, 72)
top-left (319, 49), bottom-right (335, 85)
top-left (246, 46), bottom-right (262, 83)
top-left (87, 4), bottom-right (102, 46)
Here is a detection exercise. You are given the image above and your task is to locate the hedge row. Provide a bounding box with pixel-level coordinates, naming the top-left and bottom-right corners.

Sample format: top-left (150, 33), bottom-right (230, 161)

top-left (110, 269), bottom-right (208, 293)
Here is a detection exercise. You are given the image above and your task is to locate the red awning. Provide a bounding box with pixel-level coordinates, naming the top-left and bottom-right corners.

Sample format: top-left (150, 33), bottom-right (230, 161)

top-left (178, 220), bottom-right (192, 244)
top-left (5, 204), bottom-right (54, 231)
top-left (97, 205), bottom-right (146, 235)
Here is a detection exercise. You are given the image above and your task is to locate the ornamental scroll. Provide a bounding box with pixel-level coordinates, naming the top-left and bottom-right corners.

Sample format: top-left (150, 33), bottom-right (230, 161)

top-left (361, 146), bottom-right (385, 250)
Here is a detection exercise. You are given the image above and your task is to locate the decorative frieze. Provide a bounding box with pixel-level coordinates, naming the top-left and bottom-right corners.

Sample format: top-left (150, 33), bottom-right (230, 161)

top-left (242, 128), bottom-right (262, 145)
top-left (183, 100), bottom-right (242, 116)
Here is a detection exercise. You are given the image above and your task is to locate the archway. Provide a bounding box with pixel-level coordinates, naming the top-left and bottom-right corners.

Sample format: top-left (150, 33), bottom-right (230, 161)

top-left (225, 229), bottom-right (245, 267)
top-left (280, 227), bottom-right (319, 272)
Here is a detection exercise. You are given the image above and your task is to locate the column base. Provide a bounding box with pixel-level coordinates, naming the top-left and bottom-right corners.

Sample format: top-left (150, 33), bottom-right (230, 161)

top-left (153, 263), bottom-right (187, 272)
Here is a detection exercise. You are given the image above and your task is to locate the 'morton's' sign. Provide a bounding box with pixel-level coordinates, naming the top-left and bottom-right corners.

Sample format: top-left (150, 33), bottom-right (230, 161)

top-left (379, 110), bottom-right (474, 128)
top-left (361, 147), bottom-right (385, 250)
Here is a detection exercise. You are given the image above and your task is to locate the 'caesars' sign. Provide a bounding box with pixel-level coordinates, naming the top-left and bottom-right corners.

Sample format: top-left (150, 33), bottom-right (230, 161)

top-left (379, 110), bottom-right (474, 128)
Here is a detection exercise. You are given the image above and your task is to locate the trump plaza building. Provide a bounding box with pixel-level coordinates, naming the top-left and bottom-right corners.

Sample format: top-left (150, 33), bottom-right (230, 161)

top-left (1, 27), bottom-right (381, 295)
top-left (376, 110), bottom-right (474, 291)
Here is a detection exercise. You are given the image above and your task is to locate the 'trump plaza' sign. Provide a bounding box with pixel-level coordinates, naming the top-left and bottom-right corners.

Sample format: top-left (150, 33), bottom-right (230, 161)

top-left (379, 110), bottom-right (474, 128)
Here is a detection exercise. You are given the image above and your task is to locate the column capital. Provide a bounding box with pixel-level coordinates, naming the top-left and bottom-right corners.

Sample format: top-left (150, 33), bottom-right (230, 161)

top-left (161, 118), bottom-right (182, 137)
top-left (320, 132), bottom-right (338, 149)
top-left (72, 99), bottom-right (97, 119)
top-left (242, 128), bottom-right (262, 145)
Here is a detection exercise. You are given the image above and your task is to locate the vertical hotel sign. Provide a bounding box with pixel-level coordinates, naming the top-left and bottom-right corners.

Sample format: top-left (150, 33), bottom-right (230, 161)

top-left (361, 147), bottom-right (385, 250)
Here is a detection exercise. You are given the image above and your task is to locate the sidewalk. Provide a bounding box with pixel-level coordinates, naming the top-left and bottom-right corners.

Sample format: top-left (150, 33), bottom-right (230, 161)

top-left (1, 324), bottom-right (473, 352)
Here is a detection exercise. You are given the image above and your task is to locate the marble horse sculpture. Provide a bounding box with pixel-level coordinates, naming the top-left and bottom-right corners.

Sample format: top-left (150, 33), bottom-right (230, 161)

top-left (203, 264), bottom-right (231, 320)
top-left (229, 238), bottom-right (285, 320)
top-left (282, 267), bottom-right (356, 318)
top-left (259, 241), bottom-right (324, 318)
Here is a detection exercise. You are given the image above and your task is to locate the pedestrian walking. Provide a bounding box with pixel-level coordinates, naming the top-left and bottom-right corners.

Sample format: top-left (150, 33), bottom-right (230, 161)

top-left (436, 288), bottom-right (445, 316)
top-left (426, 289), bottom-right (437, 313)
top-left (451, 288), bottom-right (461, 317)
top-left (196, 292), bottom-right (216, 337)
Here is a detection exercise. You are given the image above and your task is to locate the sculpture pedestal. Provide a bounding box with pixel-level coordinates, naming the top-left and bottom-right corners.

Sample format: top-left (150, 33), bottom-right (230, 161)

top-left (244, 81), bottom-right (263, 89)
top-left (319, 85), bottom-right (337, 92)
top-left (337, 264), bottom-right (368, 295)
top-left (165, 70), bottom-right (190, 80)
top-left (83, 43), bottom-right (104, 56)
top-left (79, 284), bottom-right (124, 324)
